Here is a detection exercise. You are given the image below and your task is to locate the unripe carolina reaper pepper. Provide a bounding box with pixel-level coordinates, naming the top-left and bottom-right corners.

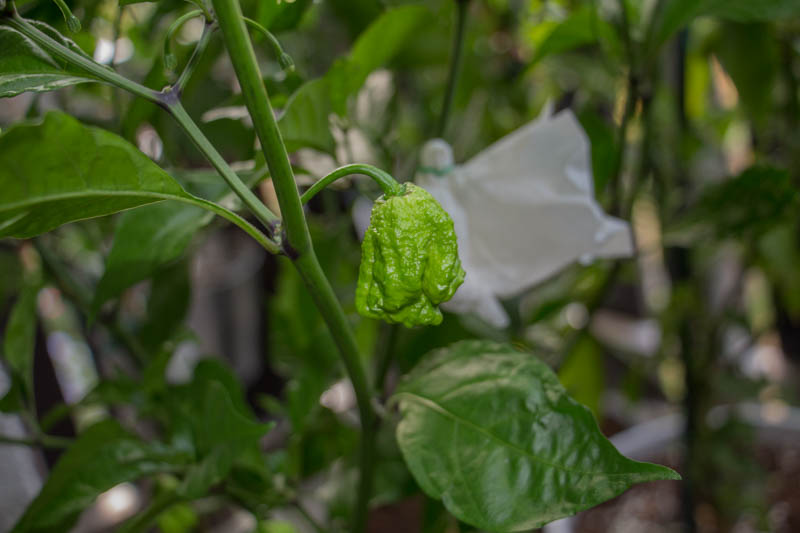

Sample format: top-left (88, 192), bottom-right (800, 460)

top-left (356, 183), bottom-right (466, 327)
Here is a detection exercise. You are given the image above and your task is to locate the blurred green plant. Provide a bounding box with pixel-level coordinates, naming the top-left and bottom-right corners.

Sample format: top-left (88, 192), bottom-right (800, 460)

top-left (1, 0), bottom-right (798, 532)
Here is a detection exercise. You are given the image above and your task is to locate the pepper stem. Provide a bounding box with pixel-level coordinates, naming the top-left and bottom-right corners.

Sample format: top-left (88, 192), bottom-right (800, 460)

top-left (163, 9), bottom-right (205, 73)
top-left (52, 0), bottom-right (80, 32)
top-left (300, 164), bottom-right (405, 204)
top-left (242, 16), bottom-right (295, 72)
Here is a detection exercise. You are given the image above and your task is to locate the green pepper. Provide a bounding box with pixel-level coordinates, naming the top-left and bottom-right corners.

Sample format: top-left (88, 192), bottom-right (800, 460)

top-left (356, 183), bottom-right (466, 327)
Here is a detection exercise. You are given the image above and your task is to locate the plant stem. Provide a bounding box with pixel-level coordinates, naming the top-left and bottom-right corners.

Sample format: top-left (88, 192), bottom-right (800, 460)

top-left (209, 1), bottom-right (376, 530)
top-left (166, 99), bottom-right (281, 236)
top-left (163, 10), bottom-right (205, 74)
top-left (6, 9), bottom-right (160, 104)
top-left (437, 0), bottom-right (469, 138)
top-left (0, 432), bottom-right (73, 449)
top-left (300, 164), bottom-right (404, 204)
top-left (183, 195), bottom-right (280, 254)
top-left (174, 20), bottom-right (215, 92)
top-left (242, 17), bottom-right (293, 71)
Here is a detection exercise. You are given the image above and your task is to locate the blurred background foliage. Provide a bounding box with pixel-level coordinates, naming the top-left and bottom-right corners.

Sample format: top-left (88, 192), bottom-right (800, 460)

top-left (1, 0), bottom-right (800, 532)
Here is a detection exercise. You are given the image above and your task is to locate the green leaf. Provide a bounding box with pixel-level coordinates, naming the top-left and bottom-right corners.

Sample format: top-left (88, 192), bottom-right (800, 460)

top-left (279, 78), bottom-right (336, 154)
top-left (0, 112), bottom-right (192, 239)
top-left (12, 420), bottom-right (191, 533)
top-left (714, 22), bottom-right (777, 121)
top-left (92, 202), bottom-right (208, 316)
top-left (0, 112), bottom-right (269, 251)
top-left (394, 340), bottom-right (679, 532)
top-left (2, 282), bottom-right (39, 399)
top-left (0, 375), bottom-right (25, 413)
top-left (652, 0), bottom-right (800, 49)
top-left (181, 379), bottom-right (273, 497)
top-left (0, 20), bottom-right (96, 98)
top-left (671, 166), bottom-right (798, 241)
top-left (558, 336), bottom-right (605, 417)
top-left (328, 4), bottom-right (427, 116)
top-left (578, 109), bottom-right (618, 193)
top-left (278, 5), bottom-right (428, 153)
top-left (139, 260), bottom-right (192, 352)
top-left (530, 6), bottom-right (620, 65)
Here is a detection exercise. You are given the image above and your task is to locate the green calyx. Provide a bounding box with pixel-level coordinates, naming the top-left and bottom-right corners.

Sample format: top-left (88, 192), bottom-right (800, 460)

top-left (356, 183), bottom-right (465, 327)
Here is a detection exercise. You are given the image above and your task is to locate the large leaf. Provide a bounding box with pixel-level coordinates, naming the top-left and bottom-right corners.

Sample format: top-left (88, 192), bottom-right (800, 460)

top-left (12, 420), bottom-right (191, 533)
top-left (0, 20), bottom-right (96, 98)
top-left (394, 340), bottom-right (679, 532)
top-left (278, 4), bottom-right (428, 153)
top-left (652, 0), bottom-right (800, 48)
top-left (0, 112), bottom-right (194, 239)
top-left (0, 112), bottom-right (267, 252)
top-left (91, 202), bottom-right (209, 316)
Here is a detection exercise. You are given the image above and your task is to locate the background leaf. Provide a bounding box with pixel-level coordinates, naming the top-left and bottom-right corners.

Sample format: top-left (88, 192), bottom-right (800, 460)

top-left (91, 202), bottom-right (209, 316)
top-left (529, 6), bottom-right (620, 65)
top-left (2, 282), bottom-right (39, 401)
top-left (278, 4), bottom-right (428, 154)
top-left (394, 340), bottom-right (679, 532)
top-left (12, 420), bottom-right (191, 533)
top-left (653, 0), bottom-right (800, 48)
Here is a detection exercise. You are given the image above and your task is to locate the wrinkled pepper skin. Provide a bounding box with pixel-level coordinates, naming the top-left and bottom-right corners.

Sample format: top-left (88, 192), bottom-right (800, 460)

top-left (356, 183), bottom-right (466, 327)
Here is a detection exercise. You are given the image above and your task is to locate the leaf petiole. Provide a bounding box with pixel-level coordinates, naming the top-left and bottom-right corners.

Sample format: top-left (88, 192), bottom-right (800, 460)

top-left (300, 164), bottom-right (405, 204)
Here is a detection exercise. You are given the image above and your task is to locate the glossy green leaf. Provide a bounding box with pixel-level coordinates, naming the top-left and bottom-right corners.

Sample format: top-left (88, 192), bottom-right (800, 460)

top-left (0, 112), bottom-right (192, 239)
top-left (0, 21), bottom-right (96, 98)
top-left (2, 282), bottom-right (38, 399)
top-left (91, 202), bottom-right (208, 316)
top-left (652, 0), bottom-right (800, 49)
top-left (394, 340), bottom-right (679, 532)
top-left (12, 420), bottom-right (191, 533)
top-left (0, 112), bottom-right (270, 250)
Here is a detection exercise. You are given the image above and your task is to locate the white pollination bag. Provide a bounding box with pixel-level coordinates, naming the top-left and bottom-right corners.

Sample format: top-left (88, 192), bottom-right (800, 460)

top-left (413, 107), bottom-right (634, 328)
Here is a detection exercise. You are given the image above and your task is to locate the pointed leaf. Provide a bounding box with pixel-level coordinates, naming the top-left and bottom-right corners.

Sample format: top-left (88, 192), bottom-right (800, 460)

top-left (0, 21), bottom-right (95, 98)
top-left (0, 112), bottom-right (193, 239)
top-left (394, 340), bottom-right (679, 532)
